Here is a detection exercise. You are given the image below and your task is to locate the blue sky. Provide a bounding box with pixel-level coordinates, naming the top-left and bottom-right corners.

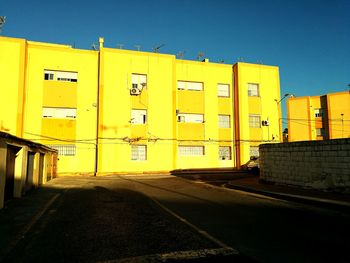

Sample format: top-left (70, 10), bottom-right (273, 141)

top-left (1, 0), bottom-right (349, 121)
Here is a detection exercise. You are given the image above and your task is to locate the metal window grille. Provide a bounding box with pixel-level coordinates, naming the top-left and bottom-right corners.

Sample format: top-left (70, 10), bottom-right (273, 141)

top-left (250, 146), bottom-right (259, 157)
top-left (218, 84), bottom-right (229, 97)
top-left (219, 146), bottom-right (231, 160)
top-left (178, 146), bottom-right (204, 156)
top-left (131, 145), bottom-right (147, 160)
top-left (249, 115), bottom-right (261, 128)
top-left (47, 144), bottom-right (76, 156)
top-left (248, 83), bottom-right (259, 96)
top-left (218, 115), bottom-right (230, 128)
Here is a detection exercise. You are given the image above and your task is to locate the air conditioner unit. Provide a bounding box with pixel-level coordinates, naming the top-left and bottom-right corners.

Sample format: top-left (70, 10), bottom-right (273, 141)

top-left (130, 87), bottom-right (140, 95)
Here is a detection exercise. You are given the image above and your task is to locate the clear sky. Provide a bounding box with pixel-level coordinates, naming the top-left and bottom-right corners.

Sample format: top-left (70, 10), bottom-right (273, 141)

top-left (1, 0), bottom-right (349, 122)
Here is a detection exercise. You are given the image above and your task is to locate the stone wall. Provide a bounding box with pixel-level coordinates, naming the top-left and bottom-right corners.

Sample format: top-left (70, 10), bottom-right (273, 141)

top-left (260, 138), bottom-right (350, 192)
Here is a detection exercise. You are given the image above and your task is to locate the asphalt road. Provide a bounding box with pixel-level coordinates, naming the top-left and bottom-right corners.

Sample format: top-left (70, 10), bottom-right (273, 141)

top-left (3, 175), bottom-right (350, 263)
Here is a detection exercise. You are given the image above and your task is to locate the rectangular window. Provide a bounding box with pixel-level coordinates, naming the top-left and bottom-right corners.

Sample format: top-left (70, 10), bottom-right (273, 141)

top-left (219, 146), bottom-right (231, 160)
top-left (56, 71), bottom-right (78, 82)
top-left (218, 115), bottom-right (230, 128)
top-left (314, 108), bottom-right (324, 118)
top-left (218, 84), bottom-right (230, 97)
top-left (131, 109), bottom-right (147, 124)
top-left (131, 145), bottom-right (147, 160)
top-left (132, 73), bottom-right (147, 90)
top-left (250, 146), bottom-right (259, 157)
top-left (177, 113), bottom-right (204, 123)
top-left (248, 83), bottom-right (259, 97)
top-left (44, 70), bottom-right (54, 80)
top-left (47, 144), bottom-right (76, 156)
top-left (44, 70), bottom-right (78, 82)
top-left (316, 128), bottom-right (325, 136)
top-left (177, 81), bottom-right (203, 91)
top-left (42, 107), bottom-right (77, 119)
top-left (249, 114), bottom-right (261, 128)
top-left (178, 146), bottom-right (204, 156)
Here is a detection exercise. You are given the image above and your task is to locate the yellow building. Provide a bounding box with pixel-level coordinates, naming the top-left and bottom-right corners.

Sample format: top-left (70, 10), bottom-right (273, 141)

top-left (0, 36), bottom-right (281, 175)
top-left (287, 91), bottom-right (350, 141)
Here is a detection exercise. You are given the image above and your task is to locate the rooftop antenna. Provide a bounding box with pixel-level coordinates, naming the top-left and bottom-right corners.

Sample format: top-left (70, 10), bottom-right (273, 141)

top-left (117, 44), bottom-right (124, 49)
top-left (237, 57), bottom-right (244, 62)
top-left (218, 59), bottom-right (225, 63)
top-left (0, 16), bottom-right (6, 35)
top-left (196, 52), bottom-right (205, 61)
top-left (91, 43), bottom-right (98, 51)
top-left (152, 44), bottom-right (165, 53)
top-left (177, 51), bottom-right (186, 59)
top-left (134, 45), bottom-right (141, 51)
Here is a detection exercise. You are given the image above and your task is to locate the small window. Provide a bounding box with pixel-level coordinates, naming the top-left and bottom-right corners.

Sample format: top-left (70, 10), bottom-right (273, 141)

top-left (218, 115), bottom-right (230, 128)
top-left (131, 145), bottom-right (147, 160)
top-left (46, 144), bottom-right (76, 156)
top-left (177, 81), bottom-right (203, 91)
top-left (178, 146), bottom-right (204, 156)
top-left (218, 84), bottom-right (230, 97)
top-left (132, 74), bottom-right (147, 90)
top-left (44, 72), bottom-right (54, 80)
top-left (316, 128), bottom-right (325, 137)
top-left (219, 146), bottom-right (231, 160)
top-left (314, 108), bottom-right (324, 118)
top-left (42, 107), bottom-right (77, 119)
top-left (250, 146), bottom-right (259, 157)
top-left (248, 83), bottom-right (259, 97)
top-left (177, 113), bottom-right (204, 123)
top-left (249, 114), bottom-right (261, 128)
top-left (131, 109), bottom-right (147, 124)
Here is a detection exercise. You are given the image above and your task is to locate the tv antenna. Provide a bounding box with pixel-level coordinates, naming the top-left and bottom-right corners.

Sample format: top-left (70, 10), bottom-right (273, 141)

top-left (152, 44), bottom-right (165, 53)
top-left (91, 43), bottom-right (98, 51)
top-left (117, 44), bottom-right (124, 49)
top-left (196, 52), bottom-right (205, 61)
top-left (218, 59), bottom-right (225, 63)
top-left (134, 45), bottom-right (141, 51)
top-left (177, 51), bottom-right (186, 59)
top-left (0, 16), bottom-right (6, 35)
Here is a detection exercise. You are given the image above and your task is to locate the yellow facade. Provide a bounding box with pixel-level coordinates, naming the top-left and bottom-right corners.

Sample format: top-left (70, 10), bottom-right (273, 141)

top-left (287, 91), bottom-right (350, 141)
top-left (0, 36), bottom-right (281, 174)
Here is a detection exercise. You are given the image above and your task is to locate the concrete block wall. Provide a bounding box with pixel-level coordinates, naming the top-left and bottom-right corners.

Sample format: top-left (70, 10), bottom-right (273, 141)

top-left (260, 138), bottom-right (350, 192)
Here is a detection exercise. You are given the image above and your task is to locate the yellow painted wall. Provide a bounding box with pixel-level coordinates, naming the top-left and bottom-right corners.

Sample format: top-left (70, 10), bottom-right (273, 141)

top-left (1, 36), bottom-right (282, 174)
top-left (235, 63), bottom-right (280, 166)
top-left (98, 48), bottom-right (176, 173)
top-left (288, 91), bottom-right (350, 141)
top-left (287, 97), bottom-right (311, 141)
top-left (22, 41), bottom-right (98, 174)
top-left (327, 91), bottom-right (350, 139)
top-left (0, 37), bottom-right (26, 136)
top-left (176, 60), bottom-right (234, 169)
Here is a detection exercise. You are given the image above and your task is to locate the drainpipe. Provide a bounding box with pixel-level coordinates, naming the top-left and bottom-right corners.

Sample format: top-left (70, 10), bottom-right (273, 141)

top-left (94, 37), bottom-right (104, 176)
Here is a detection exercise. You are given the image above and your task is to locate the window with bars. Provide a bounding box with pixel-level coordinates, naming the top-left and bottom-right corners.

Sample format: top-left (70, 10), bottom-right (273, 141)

top-left (177, 81), bottom-right (203, 91)
top-left (46, 144), bottom-right (76, 156)
top-left (249, 114), bottom-right (261, 128)
top-left (131, 145), bottom-right (147, 160)
top-left (218, 84), bottom-right (230, 97)
top-left (178, 146), bottom-right (204, 156)
top-left (250, 146), bottom-right (259, 157)
top-left (248, 83), bottom-right (259, 96)
top-left (219, 146), bottom-right (231, 160)
top-left (218, 115), bottom-right (230, 128)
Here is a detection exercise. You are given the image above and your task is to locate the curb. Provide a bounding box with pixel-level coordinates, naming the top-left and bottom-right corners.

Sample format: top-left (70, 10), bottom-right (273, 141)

top-left (225, 183), bottom-right (350, 211)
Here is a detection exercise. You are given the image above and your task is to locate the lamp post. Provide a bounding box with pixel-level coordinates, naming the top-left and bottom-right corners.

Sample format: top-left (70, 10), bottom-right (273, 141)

top-left (341, 113), bottom-right (344, 138)
top-left (275, 93), bottom-right (292, 142)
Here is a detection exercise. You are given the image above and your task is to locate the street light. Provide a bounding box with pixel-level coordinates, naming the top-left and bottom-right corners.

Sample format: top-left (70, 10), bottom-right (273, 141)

top-left (275, 93), bottom-right (293, 142)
